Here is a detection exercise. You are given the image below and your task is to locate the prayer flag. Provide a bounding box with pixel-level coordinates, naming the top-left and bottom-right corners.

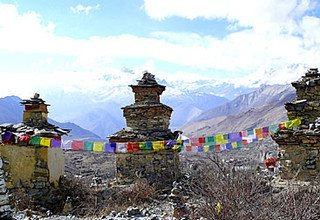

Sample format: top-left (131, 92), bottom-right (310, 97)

top-left (152, 141), bottom-right (165, 151)
top-left (232, 142), bottom-right (237, 149)
top-left (105, 143), bottom-right (116, 153)
top-left (72, 140), bottom-right (83, 151)
top-left (247, 129), bottom-right (254, 136)
top-left (18, 135), bottom-right (31, 145)
top-left (190, 138), bottom-right (200, 146)
top-left (241, 130), bottom-right (247, 137)
top-left (50, 139), bottom-right (61, 148)
top-left (205, 136), bottom-right (215, 144)
top-left (172, 145), bottom-right (180, 150)
top-left (186, 146), bottom-right (192, 152)
top-left (226, 143), bottom-right (232, 150)
top-left (84, 142), bottom-right (93, 151)
top-left (204, 145), bottom-right (210, 152)
top-left (228, 132), bottom-right (242, 142)
top-left (269, 124), bottom-right (279, 134)
top-left (4, 131), bottom-right (12, 141)
top-left (61, 140), bottom-right (72, 150)
top-left (279, 123), bottom-right (286, 130)
top-left (191, 146), bottom-right (198, 152)
top-left (93, 142), bottom-right (104, 152)
top-left (116, 143), bottom-right (127, 153)
top-left (220, 144), bottom-right (226, 152)
top-left (215, 134), bottom-right (224, 144)
top-left (199, 137), bottom-right (205, 144)
top-left (40, 137), bottom-right (51, 147)
top-left (214, 144), bottom-right (220, 153)
top-left (127, 142), bottom-right (140, 152)
top-left (198, 146), bottom-right (204, 152)
top-left (254, 128), bottom-right (262, 135)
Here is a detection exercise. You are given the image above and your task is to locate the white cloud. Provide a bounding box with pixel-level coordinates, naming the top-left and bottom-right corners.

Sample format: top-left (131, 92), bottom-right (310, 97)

top-left (70, 4), bottom-right (100, 15)
top-left (0, 2), bottom-right (320, 99)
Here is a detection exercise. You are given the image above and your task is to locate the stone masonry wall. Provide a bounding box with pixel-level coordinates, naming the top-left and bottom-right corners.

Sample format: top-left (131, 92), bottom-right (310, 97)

top-left (124, 105), bottom-right (172, 131)
top-left (0, 157), bottom-right (12, 219)
top-left (116, 150), bottom-right (180, 188)
top-left (272, 68), bottom-right (320, 181)
top-left (0, 145), bottom-right (64, 189)
top-left (273, 130), bottom-right (320, 180)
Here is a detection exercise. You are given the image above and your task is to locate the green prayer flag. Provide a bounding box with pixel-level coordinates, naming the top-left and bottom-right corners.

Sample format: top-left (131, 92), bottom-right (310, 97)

top-left (29, 136), bottom-right (40, 146)
top-left (84, 142), bottom-right (93, 151)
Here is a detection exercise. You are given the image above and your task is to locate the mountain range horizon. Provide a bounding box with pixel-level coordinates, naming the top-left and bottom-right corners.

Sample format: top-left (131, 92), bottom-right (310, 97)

top-left (0, 78), bottom-right (296, 140)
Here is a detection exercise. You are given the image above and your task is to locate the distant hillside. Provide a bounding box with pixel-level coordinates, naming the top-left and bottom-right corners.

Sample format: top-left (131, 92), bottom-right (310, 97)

top-left (182, 84), bottom-right (296, 137)
top-left (0, 96), bottom-right (100, 139)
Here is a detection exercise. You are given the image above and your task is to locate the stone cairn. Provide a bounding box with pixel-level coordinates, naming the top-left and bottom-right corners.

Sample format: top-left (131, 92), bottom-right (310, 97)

top-left (272, 68), bottom-right (320, 181)
top-left (109, 71), bottom-right (180, 188)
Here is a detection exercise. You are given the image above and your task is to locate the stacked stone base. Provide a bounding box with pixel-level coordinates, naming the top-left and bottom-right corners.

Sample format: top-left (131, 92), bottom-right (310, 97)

top-left (116, 150), bottom-right (180, 188)
top-left (0, 158), bottom-right (11, 219)
top-left (273, 130), bottom-right (320, 181)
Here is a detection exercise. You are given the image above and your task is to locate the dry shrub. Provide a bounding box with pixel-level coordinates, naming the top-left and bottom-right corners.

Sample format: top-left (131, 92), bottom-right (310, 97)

top-left (182, 154), bottom-right (320, 220)
top-left (58, 175), bottom-right (98, 216)
top-left (10, 188), bottom-right (34, 211)
top-left (99, 178), bottom-right (157, 215)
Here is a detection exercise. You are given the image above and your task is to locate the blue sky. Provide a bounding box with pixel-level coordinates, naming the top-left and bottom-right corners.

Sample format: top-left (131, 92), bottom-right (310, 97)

top-left (0, 0), bottom-right (320, 98)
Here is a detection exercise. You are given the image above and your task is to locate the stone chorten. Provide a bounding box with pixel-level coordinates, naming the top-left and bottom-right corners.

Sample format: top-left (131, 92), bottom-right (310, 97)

top-left (272, 68), bottom-right (320, 181)
top-left (109, 71), bottom-right (174, 142)
top-left (21, 93), bottom-right (50, 126)
top-left (109, 71), bottom-right (180, 188)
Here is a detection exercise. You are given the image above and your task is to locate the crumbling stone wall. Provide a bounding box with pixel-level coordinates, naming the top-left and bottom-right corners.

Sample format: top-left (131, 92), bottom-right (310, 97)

top-left (272, 68), bottom-right (320, 181)
top-left (0, 157), bottom-right (12, 219)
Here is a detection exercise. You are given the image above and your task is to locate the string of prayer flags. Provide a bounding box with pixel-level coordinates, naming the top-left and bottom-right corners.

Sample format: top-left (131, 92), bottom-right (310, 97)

top-left (93, 142), bottom-right (104, 152)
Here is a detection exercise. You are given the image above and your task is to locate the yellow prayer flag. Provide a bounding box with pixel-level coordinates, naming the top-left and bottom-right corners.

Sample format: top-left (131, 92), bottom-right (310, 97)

top-left (40, 137), bottom-right (51, 147)
top-left (255, 128), bottom-right (262, 135)
top-left (93, 142), bottom-right (104, 152)
top-left (152, 141), bottom-right (165, 151)
top-left (172, 145), bottom-right (180, 150)
top-left (231, 142), bottom-right (237, 149)
top-left (215, 134), bottom-right (224, 144)
top-left (204, 145), bottom-right (209, 152)
top-left (286, 118), bottom-right (301, 128)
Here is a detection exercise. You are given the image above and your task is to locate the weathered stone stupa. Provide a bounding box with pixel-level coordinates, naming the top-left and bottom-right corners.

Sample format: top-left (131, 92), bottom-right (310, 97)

top-left (109, 71), bottom-right (174, 142)
top-left (109, 71), bottom-right (180, 187)
top-left (272, 68), bottom-right (320, 181)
